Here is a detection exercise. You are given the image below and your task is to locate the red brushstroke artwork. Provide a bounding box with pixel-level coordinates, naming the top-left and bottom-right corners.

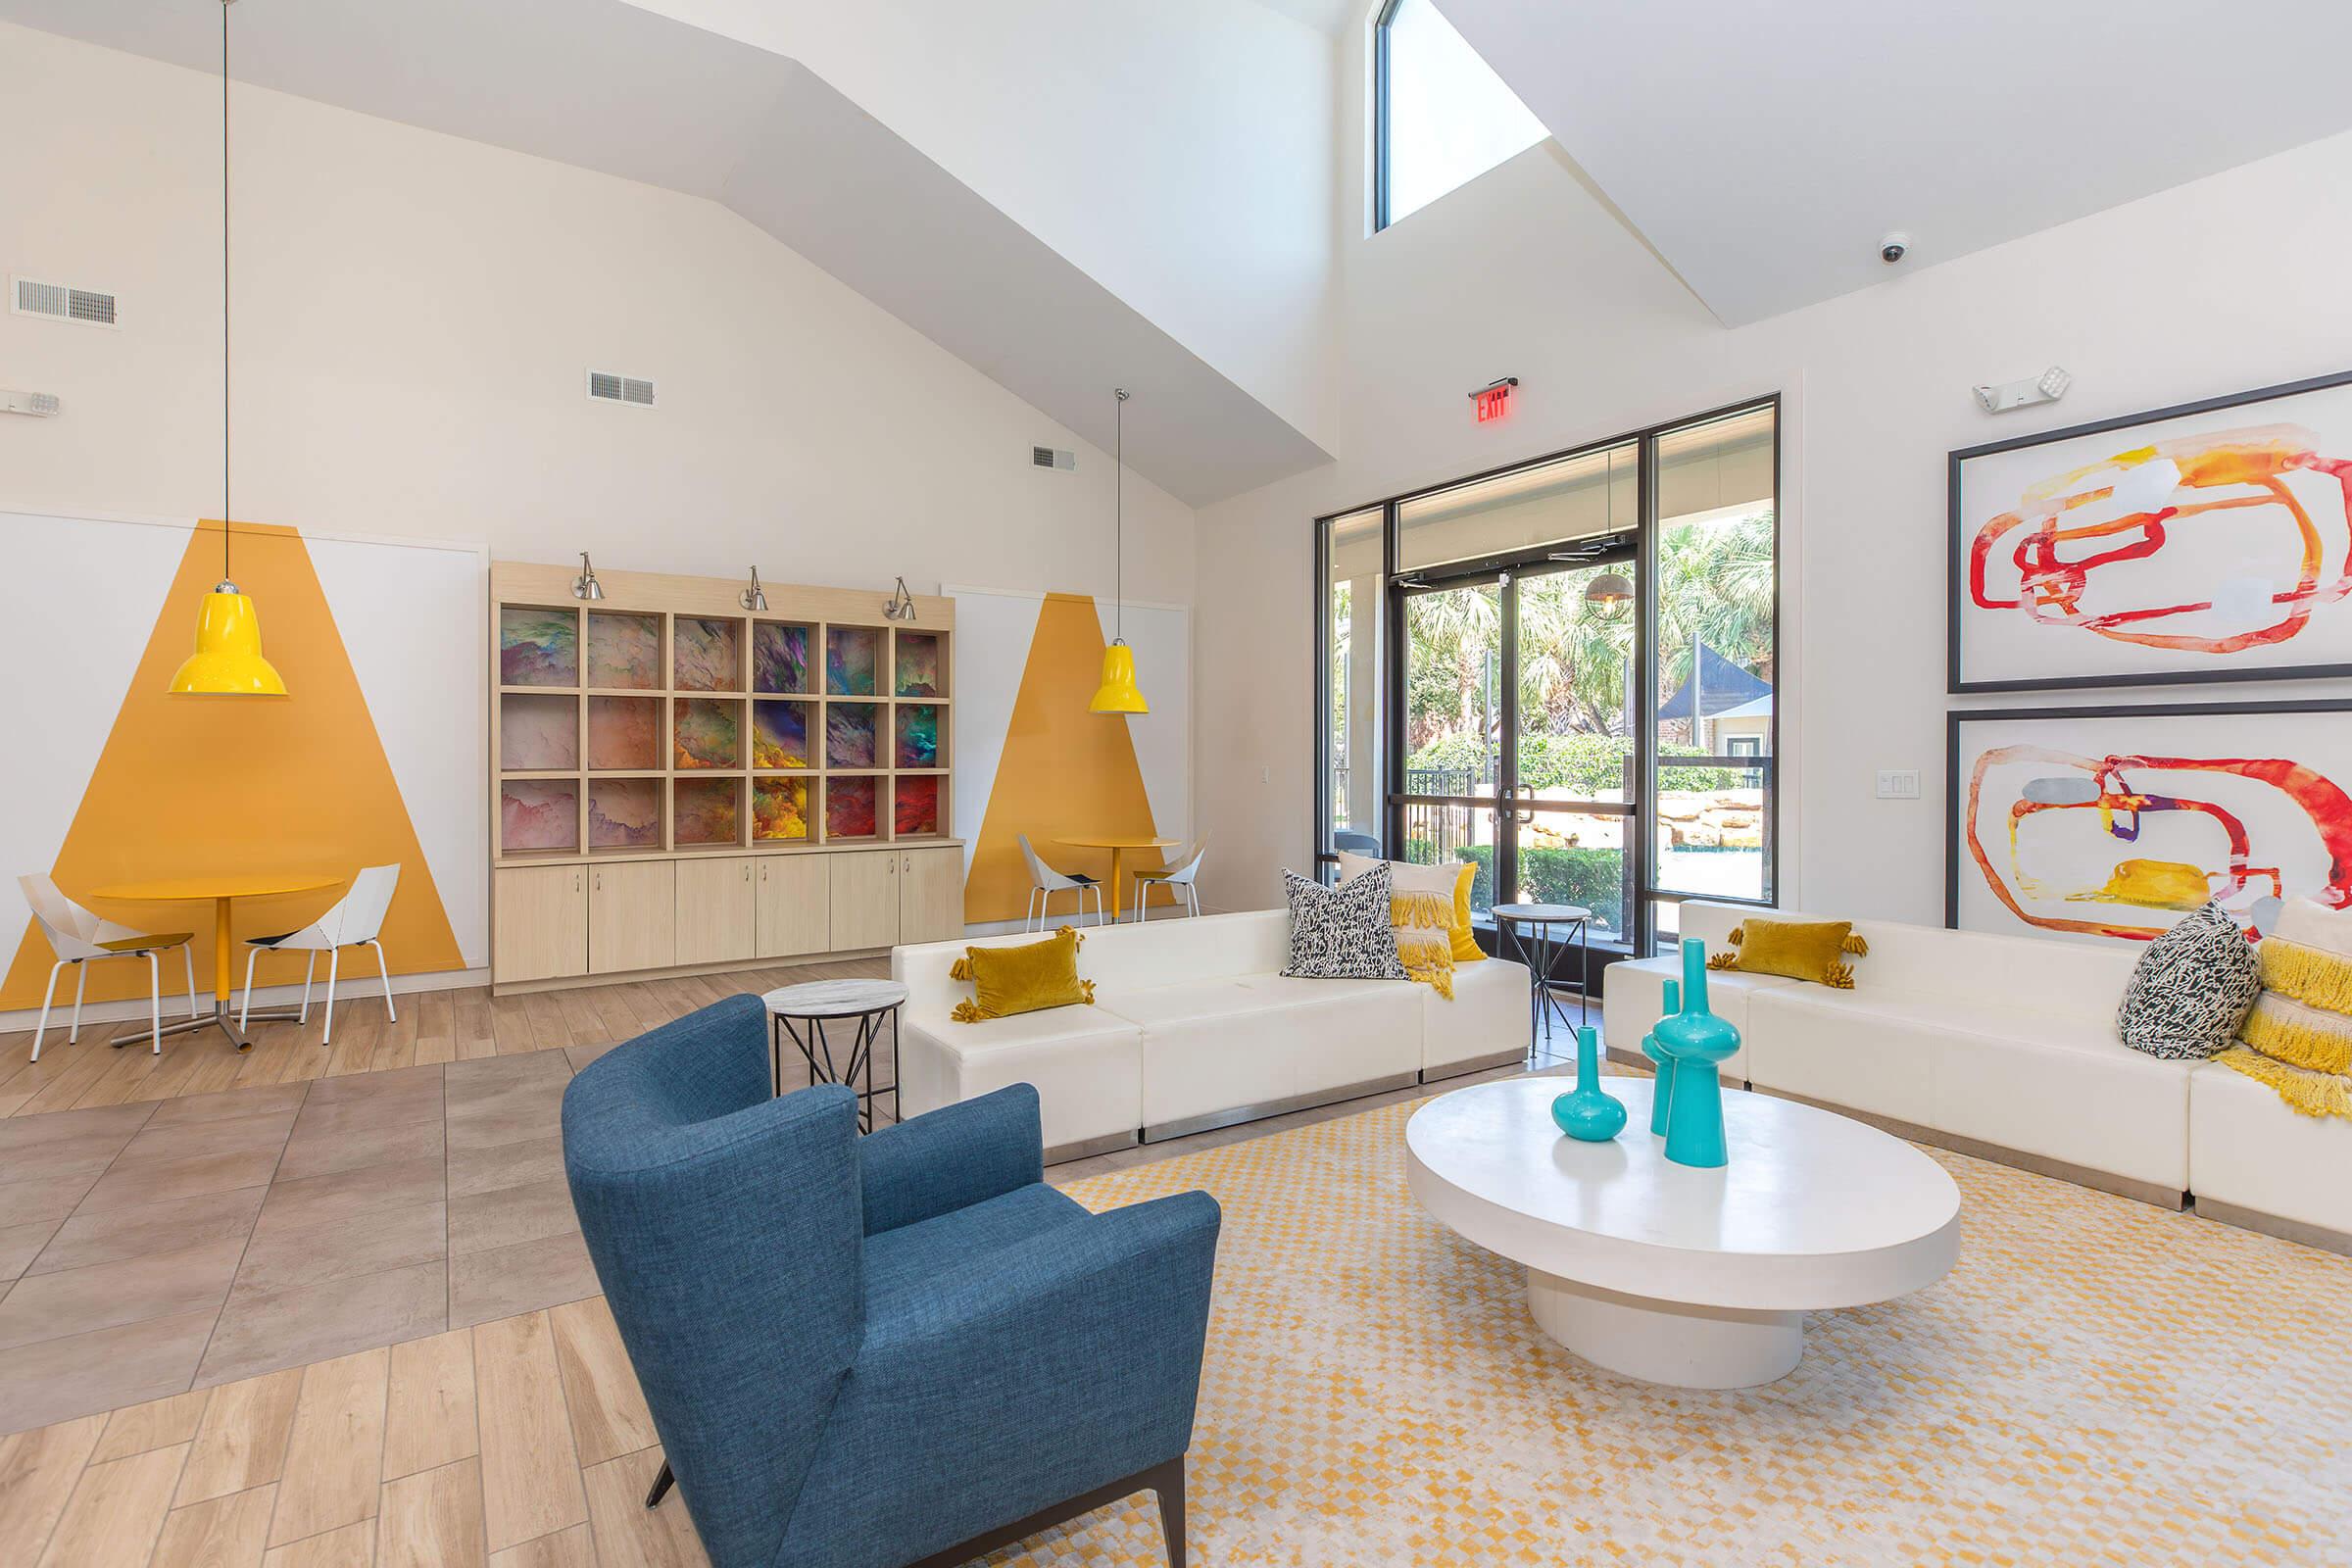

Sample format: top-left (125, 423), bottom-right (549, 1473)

top-left (1970, 425), bottom-right (2352, 655)
top-left (1965, 746), bottom-right (2352, 941)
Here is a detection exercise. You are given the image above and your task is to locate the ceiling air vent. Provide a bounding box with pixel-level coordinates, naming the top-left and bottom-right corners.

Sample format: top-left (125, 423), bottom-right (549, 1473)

top-left (1032, 446), bottom-right (1076, 471)
top-left (12, 275), bottom-right (119, 328)
top-left (586, 370), bottom-right (657, 408)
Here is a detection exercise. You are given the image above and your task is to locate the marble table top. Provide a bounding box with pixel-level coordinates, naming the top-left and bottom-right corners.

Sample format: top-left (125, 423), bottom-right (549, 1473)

top-left (761, 979), bottom-right (909, 1017)
top-left (1493, 903), bottom-right (1592, 925)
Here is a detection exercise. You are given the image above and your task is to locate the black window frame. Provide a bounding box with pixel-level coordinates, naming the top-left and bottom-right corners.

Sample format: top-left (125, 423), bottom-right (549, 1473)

top-left (1311, 393), bottom-right (1783, 956)
top-left (1371, 0), bottom-right (1401, 232)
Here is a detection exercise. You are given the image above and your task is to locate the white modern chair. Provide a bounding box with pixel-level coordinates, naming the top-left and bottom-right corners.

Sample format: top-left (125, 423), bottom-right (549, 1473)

top-left (1129, 839), bottom-right (1207, 922)
top-left (238, 863), bottom-right (400, 1045)
top-left (1017, 834), bottom-right (1103, 931)
top-left (19, 874), bottom-right (199, 1060)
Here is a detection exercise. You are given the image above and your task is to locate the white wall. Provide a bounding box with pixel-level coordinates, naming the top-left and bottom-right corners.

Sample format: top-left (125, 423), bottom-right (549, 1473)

top-left (0, 21), bottom-right (1197, 606)
top-left (624, 0), bottom-right (1344, 458)
top-left (1193, 18), bottom-right (2352, 923)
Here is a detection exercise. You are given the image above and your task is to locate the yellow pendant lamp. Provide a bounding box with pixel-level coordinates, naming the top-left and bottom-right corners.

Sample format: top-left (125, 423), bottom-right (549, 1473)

top-left (1089, 387), bottom-right (1149, 714)
top-left (170, 0), bottom-right (286, 699)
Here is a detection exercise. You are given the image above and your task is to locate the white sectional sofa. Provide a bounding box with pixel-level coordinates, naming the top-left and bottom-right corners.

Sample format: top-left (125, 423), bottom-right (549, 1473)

top-left (1604, 900), bottom-right (2351, 1251)
top-left (895, 909), bottom-right (1529, 1161)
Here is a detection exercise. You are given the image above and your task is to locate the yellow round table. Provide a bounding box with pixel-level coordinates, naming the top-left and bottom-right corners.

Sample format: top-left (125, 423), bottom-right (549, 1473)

top-left (91, 873), bottom-right (343, 1051)
top-left (1054, 836), bottom-right (1178, 922)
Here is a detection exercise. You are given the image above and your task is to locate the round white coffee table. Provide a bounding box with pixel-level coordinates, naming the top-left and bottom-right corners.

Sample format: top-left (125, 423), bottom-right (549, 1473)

top-left (1405, 1076), bottom-right (1960, 1389)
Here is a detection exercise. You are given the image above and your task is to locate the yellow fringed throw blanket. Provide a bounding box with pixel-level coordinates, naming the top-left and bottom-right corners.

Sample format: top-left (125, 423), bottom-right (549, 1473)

top-left (2220, 897), bottom-right (2352, 1119)
top-left (1391, 890), bottom-right (1456, 1001)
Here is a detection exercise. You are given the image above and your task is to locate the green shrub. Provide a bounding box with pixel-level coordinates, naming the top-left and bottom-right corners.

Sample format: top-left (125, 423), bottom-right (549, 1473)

top-left (1418, 844), bottom-right (1625, 933)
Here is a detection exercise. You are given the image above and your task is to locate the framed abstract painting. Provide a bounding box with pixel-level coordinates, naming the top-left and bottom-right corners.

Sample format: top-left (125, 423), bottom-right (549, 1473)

top-left (1946, 700), bottom-right (2352, 947)
top-left (1949, 368), bottom-right (2352, 692)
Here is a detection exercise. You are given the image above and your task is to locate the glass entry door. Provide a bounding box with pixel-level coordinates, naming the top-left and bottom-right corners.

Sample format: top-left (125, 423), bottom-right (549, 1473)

top-left (1394, 563), bottom-right (1638, 941)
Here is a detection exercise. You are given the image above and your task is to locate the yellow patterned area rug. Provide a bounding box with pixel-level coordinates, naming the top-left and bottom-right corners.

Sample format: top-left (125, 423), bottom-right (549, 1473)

top-left (1004, 1093), bottom-right (2352, 1568)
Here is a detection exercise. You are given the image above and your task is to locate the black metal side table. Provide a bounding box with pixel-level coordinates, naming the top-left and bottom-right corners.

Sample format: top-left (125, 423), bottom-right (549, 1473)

top-left (760, 978), bottom-right (906, 1133)
top-left (1493, 903), bottom-right (1592, 1051)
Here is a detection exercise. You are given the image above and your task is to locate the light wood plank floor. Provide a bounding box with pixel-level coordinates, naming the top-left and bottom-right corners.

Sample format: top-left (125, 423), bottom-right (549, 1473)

top-left (0, 960), bottom-right (892, 1120)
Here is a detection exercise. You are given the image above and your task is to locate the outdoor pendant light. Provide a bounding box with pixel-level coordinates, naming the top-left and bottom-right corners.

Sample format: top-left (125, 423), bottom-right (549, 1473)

top-left (171, 0), bottom-right (287, 698)
top-left (1089, 388), bottom-right (1149, 714)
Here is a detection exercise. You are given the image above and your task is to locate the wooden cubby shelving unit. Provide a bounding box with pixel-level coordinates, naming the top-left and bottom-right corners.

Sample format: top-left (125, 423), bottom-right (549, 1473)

top-left (489, 561), bottom-right (962, 994)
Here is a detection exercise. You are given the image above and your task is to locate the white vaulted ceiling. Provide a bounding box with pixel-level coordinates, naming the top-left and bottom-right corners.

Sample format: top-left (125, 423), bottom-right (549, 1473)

top-left (1436, 0), bottom-right (2352, 325)
top-left (0, 0), bottom-right (1332, 505)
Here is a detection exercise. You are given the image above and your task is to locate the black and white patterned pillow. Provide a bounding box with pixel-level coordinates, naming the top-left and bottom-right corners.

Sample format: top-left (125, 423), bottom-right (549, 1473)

top-left (1280, 865), bottom-right (1409, 982)
top-left (2117, 900), bottom-right (2260, 1059)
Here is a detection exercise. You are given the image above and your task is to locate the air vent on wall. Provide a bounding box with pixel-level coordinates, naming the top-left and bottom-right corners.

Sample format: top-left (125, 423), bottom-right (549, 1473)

top-left (1033, 446), bottom-right (1076, 471)
top-left (12, 275), bottom-right (119, 328)
top-left (586, 370), bottom-right (657, 407)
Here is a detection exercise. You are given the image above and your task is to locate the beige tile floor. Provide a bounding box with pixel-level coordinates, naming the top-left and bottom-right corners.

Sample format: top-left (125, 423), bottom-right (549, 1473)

top-left (0, 960), bottom-right (1587, 1441)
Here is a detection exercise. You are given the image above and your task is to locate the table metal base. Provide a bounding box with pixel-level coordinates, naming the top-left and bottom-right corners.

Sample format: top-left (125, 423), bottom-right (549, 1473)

top-left (1498, 914), bottom-right (1591, 1046)
top-left (125, 998), bottom-right (308, 1054)
top-left (771, 1006), bottom-right (901, 1131)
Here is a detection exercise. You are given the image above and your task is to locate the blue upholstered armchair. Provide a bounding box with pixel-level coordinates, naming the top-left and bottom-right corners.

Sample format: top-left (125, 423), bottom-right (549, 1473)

top-left (561, 995), bottom-right (1222, 1568)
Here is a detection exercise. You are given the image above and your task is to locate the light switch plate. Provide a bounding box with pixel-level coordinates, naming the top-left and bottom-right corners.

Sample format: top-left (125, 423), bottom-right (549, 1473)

top-left (1876, 768), bottom-right (1921, 801)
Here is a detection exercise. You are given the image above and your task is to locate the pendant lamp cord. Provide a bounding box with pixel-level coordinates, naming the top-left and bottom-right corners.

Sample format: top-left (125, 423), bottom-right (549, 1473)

top-left (1113, 387), bottom-right (1127, 643)
top-left (220, 0), bottom-right (232, 584)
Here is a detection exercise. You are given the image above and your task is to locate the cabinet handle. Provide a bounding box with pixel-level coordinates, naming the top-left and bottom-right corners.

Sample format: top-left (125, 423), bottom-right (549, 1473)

top-left (743, 863), bottom-right (751, 882)
top-left (903, 856), bottom-right (911, 872)
top-left (595, 871), bottom-right (602, 892)
top-left (574, 873), bottom-right (581, 893)
top-left (888, 858), bottom-right (896, 875)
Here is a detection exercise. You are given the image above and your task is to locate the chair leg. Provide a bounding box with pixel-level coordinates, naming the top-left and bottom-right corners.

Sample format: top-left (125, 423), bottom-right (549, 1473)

top-left (240, 947), bottom-right (261, 1030)
top-left (146, 952), bottom-right (163, 1054)
top-left (644, 1460), bottom-right (674, 1508)
top-left (300, 952), bottom-right (317, 1021)
top-left (1154, 1458), bottom-right (1187, 1568)
top-left (69, 961), bottom-right (88, 1043)
top-left (372, 941), bottom-right (396, 1021)
top-left (182, 944), bottom-right (200, 1019)
top-left (321, 950), bottom-right (340, 1045)
top-left (30, 961), bottom-right (65, 1061)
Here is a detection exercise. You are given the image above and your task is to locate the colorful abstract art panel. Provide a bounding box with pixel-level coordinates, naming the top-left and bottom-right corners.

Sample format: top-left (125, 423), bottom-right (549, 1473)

top-left (826, 775), bottom-right (878, 839)
top-left (895, 704), bottom-right (940, 769)
top-left (499, 608), bottom-right (577, 686)
top-left (674, 617), bottom-right (743, 692)
top-left (586, 697), bottom-right (660, 770)
top-left (895, 631), bottom-right (943, 697)
top-left (674, 777), bottom-right (741, 846)
top-left (500, 778), bottom-right (577, 854)
top-left (673, 698), bottom-right (741, 770)
top-left (754, 776), bottom-right (810, 841)
top-left (586, 612), bottom-right (662, 689)
top-left (499, 694), bottom-right (577, 770)
top-left (825, 703), bottom-right (879, 769)
top-left (826, 626), bottom-right (879, 696)
top-left (755, 622), bottom-right (811, 695)
top-left (753, 700), bottom-right (810, 768)
top-left (588, 777), bottom-right (662, 849)
top-left (894, 774), bottom-right (940, 837)
top-left (1950, 701), bottom-right (2352, 946)
top-left (1953, 372), bottom-right (2352, 691)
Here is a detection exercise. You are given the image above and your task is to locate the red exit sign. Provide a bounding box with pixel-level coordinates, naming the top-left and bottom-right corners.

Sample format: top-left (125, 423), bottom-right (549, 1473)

top-left (1470, 377), bottom-right (1517, 423)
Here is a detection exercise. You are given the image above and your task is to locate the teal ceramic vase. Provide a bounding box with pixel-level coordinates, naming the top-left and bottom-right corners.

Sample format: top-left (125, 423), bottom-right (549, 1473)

top-left (1551, 1024), bottom-right (1627, 1142)
top-left (1641, 978), bottom-right (1681, 1137)
top-left (1652, 939), bottom-right (1740, 1169)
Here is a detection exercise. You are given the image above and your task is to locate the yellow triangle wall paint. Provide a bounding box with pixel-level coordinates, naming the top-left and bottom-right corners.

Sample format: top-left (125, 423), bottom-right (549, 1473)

top-left (965, 592), bottom-right (1175, 923)
top-left (2, 519), bottom-right (465, 1009)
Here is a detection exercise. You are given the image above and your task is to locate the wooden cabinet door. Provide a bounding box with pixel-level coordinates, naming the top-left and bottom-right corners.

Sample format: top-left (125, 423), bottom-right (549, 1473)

top-left (493, 865), bottom-right (587, 983)
top-left (589, 860), bottom-right (677, 975)
top-left (675, 857), bottom-right (756, 966)
top-left (755, 857), bottom-right (830, 958)
top-left (897, 847), bottom-right (965, 947)
top-left (826, 851), bottom-right (900, 952)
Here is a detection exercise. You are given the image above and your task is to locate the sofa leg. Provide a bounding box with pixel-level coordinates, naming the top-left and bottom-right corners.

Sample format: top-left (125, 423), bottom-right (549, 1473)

top-left (1152, 1456), bottom-right (1186, 1568)
top-left (644, 1460), bottom-right (673, 1508)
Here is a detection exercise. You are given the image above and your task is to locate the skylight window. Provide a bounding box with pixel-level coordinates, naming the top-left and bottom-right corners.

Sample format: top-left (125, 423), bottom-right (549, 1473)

top-left (1374, 0), bottom-right (1548, 230)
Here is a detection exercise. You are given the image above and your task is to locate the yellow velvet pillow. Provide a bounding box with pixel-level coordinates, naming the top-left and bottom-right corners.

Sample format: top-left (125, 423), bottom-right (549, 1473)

top-left (1445, 862), bottom-right (1484, 965)
top-left (1707, 917), bottom-right (1869, 989)
top-left (948, 927), bottom-right (1095, 1022)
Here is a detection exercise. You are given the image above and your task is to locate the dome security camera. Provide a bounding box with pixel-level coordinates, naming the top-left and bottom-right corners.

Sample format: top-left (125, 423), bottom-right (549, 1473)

top-left (1881, 232), bottom-right (1911, 265)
